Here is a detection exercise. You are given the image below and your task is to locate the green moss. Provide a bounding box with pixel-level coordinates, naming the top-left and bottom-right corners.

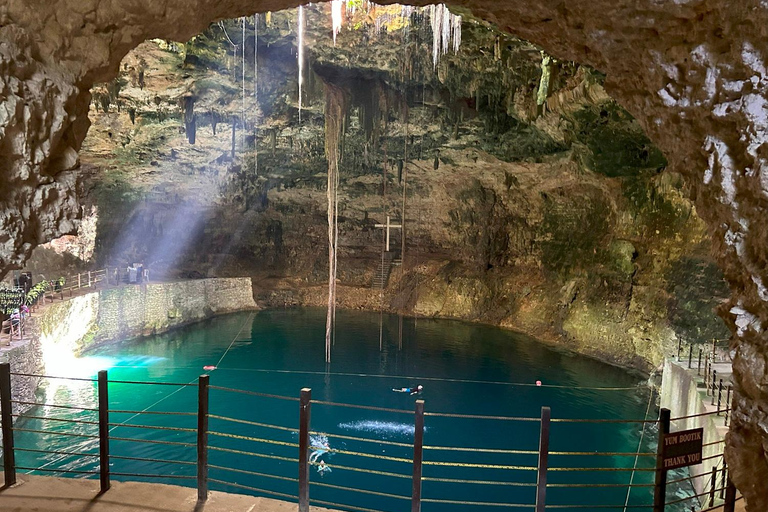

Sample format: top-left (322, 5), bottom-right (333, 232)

top-left (570, 103), bottom-right (667, 177)
top-left (666, 257), bottom-right (730, 344)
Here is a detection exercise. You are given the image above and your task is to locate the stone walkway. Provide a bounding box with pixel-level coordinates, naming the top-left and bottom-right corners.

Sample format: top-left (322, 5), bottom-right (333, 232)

top-left (0, 474), bottom-right (334, 512)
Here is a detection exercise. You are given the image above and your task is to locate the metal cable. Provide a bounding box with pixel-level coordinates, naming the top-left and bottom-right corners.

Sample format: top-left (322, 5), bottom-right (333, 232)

top-left (209, 478), bottom-right (297, 501)
top-left (310, 480), bottom-right (410, 500)
top-left (546, 505), bottom-right (652, 509)
top-left (703, 439), bottom-right (725, 447)
top-left (110, 454), bottom-right (195, 466)
top-left (12, 427), bottom-right (98, 439)
top-left (310, 498), bottom-right (381, 512)
top-left (11, 400), bottom-right (98, 412)
top-left (671, 410), bottom-right (729, 421)
top-left (424, 445), bottom-right (538, 455)
top-left (549, 483), bottom-right (656, 489)
top-left (107, 422), bottom-right (196, 433)
top-left (665, 487), bottom-right (726, 506)
top-left (10, 372), bottom-right (96, 382)
top-left (308, 462), bottom-right (410, 479)
top-left (323, 447), bottom-right (412, 464)
top-left (313, 399), bottom-right (411, 415)
top-left (314, 430), bottom-right (413, 448)
top-left (424, 411), bottom-right (539, 422)
top-left (209, 414), bottom-right (296, 432)
top-left (209, 385), bottom-right (298, 402)
top-left (551, 418), bottom-right (658, 424)
top-left (11, 414), bottom-right (99, 426)
top-left (209, 445), bottom-right (298, 463)
top-left (209, 464), bottom-right (298, 483)
top-left (110, 472), bottom-right (195, 480)
top-left (421, 497), bottom-right (533, 507)
top-left (549, 467), bottom-right (656, 472)
top-left (15, 466), bottom-right (99, 475)
top-left (111, 436), bottom-right (196, 448)
top-left (109, 409), bottom-right (196, 417)
top-left (423, 460), bottom-right (537, 470)
top-left (14, 447), bottom-right (98, 458)
top-left (208, 430), bottom-right (299, 448)
top-left (550, 451), bottom-right (655, 457)
top-left (422, 476), bottom-right (536, 486)
top-left (109, 379), bottom-right (198, 387)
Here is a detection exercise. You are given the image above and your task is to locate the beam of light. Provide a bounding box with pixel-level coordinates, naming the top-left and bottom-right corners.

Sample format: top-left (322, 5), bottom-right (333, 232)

top-left (331, 0), bottom-right (343, 45)
top-left (298, 5), bottom-right (305, 122)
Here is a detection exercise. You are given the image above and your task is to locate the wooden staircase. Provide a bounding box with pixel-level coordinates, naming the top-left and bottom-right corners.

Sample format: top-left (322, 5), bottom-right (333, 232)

top-left (372, 252), bottom-right (398, 289)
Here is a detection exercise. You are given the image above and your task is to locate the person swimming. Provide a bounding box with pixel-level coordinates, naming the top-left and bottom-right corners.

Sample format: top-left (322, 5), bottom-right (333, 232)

top-left (309, 441), bottom-right (330, 463)
top-left (317, 460), bottom-right (332, 476)
top-left (392, 385), bottom-right (423, 395)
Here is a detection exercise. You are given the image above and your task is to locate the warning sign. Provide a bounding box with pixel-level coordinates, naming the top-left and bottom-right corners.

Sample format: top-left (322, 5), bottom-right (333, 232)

top-left (662, 427), bottom-right (704, 470)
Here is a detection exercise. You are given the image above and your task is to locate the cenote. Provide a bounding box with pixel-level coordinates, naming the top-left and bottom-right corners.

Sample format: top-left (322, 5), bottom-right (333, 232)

top-left (15, 309), bottom-right (682, 511)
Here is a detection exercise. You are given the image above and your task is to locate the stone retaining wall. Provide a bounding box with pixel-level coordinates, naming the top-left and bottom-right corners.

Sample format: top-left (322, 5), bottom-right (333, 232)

top-left (660, 359), bottom-right (726, 502)
top-left (0, 278), bottom-right (257, 410)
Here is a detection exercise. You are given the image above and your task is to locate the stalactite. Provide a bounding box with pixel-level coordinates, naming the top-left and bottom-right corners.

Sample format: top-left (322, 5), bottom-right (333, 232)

top-left (298, 6), bottom-right (305, 122)
top-left (331, 0), bottom-right (343, 45)
top-left (324, 82), bottom-right (347, 364)
top-left (254, 13), bottom-right (259, 177)
top-left (429, 4), bottom-right (462, 68)
top-left (181, 94), bottom-right (196, 144)
top-left (537, 51), bottom-right (553, 107)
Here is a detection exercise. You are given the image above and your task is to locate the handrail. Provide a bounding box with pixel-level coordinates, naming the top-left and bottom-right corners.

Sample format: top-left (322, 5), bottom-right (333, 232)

top-left (0, 363), bottom-right (733, 512)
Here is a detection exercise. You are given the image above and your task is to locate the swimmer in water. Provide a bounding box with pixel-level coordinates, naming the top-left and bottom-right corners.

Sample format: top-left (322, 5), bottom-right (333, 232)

top-left (317, 460), bottom-right (332, 476)
top-left (392, 385), bottom-right (423, 395)
top-left (309, 441), bottom-right (330, 463)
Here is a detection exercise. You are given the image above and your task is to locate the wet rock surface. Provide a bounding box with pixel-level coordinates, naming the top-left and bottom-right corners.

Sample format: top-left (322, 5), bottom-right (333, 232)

top-left (2, 0), bottom-right (768, 506)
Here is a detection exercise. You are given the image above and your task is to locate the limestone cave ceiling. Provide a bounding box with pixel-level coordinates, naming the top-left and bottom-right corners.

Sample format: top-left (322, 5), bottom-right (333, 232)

top-left (2, 0), bottom-right (768, 508)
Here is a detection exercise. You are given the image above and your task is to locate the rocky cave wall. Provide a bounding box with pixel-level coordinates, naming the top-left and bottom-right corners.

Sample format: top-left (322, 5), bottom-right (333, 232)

top-left (2, 0), bottom-right (768, 507)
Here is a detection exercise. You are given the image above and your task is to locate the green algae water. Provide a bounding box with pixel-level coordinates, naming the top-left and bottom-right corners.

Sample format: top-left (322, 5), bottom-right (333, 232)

top-left (15, 309), bottom-right (678, 511)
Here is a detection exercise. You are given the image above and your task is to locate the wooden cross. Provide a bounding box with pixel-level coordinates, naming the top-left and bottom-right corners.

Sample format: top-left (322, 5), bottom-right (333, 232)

top-left (374, 215), bottom-right (402, 252)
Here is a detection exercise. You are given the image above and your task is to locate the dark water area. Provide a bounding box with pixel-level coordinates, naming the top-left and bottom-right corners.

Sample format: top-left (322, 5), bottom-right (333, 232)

top-left (15, 308), bottom-right (686, 511)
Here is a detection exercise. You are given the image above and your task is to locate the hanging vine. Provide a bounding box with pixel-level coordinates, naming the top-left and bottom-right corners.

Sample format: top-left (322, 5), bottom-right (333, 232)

top-left (324, 82), bottom-right (348, 364)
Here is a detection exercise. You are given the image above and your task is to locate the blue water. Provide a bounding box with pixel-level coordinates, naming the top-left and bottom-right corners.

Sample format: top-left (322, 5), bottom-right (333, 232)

top-left (14, 309), bottom-right (670, 511)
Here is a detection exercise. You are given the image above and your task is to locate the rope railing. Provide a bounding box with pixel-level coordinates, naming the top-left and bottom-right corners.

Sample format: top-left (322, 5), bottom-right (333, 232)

top-left (209, 384), bottom-right (298, 401)
top-left (0, 363), bottom-right (735, 512)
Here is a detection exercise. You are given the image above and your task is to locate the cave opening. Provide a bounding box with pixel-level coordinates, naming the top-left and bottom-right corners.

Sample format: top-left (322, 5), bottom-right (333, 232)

top-left (2, 0), bottom-right (767, 508)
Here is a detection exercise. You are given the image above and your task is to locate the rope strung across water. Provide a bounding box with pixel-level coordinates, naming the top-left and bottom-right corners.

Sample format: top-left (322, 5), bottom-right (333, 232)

top-left (208, 445), bottom-right (298, 463)
top-left (13, 427), bottom-right (98, 439)
top-left (315, 430), bottom-right (413, 448)
top-left (15, 447), bottom-right (99, 459)
top-left (11, 400), bottom-right (98, 412)
top-left (110, 454), bottom-right (195, 466)
top-left (208, 385), bottom-right (298, 402)
top-left (209, 464), bottom-right (299, 483)
top-left (310, 480), bottom-right (410, 500)
top-left (12, 413), bottom-right (99, 426)
top-left (210, 478), bottom-right (297, 501)
top-left (209, 413), bottom-right (296, 432)
top-left (208, 430), bottom-right (300, 448)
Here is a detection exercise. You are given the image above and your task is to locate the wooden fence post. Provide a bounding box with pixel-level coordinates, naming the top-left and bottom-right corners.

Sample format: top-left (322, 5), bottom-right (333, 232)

top-left (723, 477), bottom-right (737, 512)
top-left (688, 345), bottom-right (693, 368)
top-left (298, 388), bottom-right (312, 512)
top-left (535, 406), bottom-right (551, 512)
top-left (0, 362), bottom-right (16, 487)
top-left (98, 370), bottom-right (110, 493)
top-left (411, 399), bottom-right (425, 512)
top-left (653, 408), bottom-right (671, 512)
top-left (709, 465), bottom-right (718, 507)
top-left (197, 374), bottom-right (209, 502)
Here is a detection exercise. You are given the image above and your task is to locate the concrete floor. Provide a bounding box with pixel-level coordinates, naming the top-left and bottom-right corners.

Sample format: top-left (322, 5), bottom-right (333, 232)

top-left (0, 473), bottom-right (747, 512)
top-left (0, 474), bottom-right (333, 512)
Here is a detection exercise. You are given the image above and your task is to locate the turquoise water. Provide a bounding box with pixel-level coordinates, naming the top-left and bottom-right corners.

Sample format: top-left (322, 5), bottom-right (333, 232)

top-left (14, 309), bottom-right (666, 511)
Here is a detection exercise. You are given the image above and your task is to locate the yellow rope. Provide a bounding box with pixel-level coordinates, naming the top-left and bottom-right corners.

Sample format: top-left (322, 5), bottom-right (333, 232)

top-left (208, 430), bottom-right (299, 448)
